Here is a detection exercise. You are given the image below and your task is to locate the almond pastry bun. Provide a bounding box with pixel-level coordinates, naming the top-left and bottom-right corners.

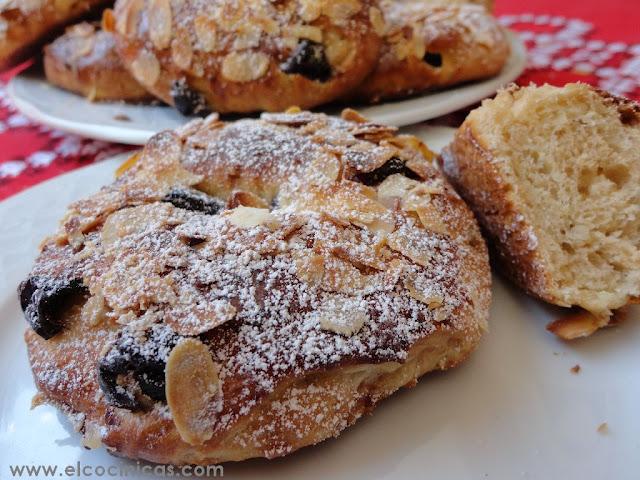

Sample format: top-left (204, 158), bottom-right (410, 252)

top-left (21, 109), bottom-right (491, 464)
top-left (355, 0), bottom-right (509, 103)
top-left (107, 0), bottom-right (384, 114)
top-left (44, 22), bottom-right (152, 102)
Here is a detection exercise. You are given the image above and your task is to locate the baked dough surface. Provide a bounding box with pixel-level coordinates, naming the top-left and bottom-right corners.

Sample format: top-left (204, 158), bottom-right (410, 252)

top-left (356, 0), bottom-right (509, 103)
top-left (44, 22), bottom-right (152, 102)
top-left (23, 109), bottom-right (491, 464)
top-left (108, 0), bottom-right (384, 113)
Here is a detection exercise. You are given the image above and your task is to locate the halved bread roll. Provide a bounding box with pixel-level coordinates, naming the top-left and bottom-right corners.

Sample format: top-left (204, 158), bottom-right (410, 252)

top-left (441, 83), bottom-right (640, 335)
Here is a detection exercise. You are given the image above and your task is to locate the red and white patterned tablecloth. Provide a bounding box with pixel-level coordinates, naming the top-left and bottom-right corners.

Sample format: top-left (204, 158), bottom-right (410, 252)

top-left (0, 0), bottom-right (638, 200)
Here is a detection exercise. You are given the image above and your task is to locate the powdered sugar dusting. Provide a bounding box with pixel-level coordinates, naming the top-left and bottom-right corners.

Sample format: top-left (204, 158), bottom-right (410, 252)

top-left (22, 110), bottom-right (488, 457)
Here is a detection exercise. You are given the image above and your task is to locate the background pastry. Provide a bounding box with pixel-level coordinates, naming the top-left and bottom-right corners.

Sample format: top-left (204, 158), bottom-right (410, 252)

top-left (44, 22), bottom-right (152, 102)
top-left (108, 0), bottom-right (384, 114)
top-left (356, 0), bottom-right (509, 103)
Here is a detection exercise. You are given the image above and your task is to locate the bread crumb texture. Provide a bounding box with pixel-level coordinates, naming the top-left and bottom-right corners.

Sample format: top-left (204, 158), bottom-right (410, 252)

top-left (455, 83), bottom-right (640, 319)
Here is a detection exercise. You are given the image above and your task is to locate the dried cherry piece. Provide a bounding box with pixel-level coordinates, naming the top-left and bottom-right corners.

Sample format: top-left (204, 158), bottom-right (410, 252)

top-left (280, 40), bottom-right (331, 82)
top-left (98, 348), bottom-right (139, 410)
top-left (170, 79), bottom-right (210, 117)
top-left (423, 52), bottom-right (443, 68)
top-left (135, 364), bottom-right (167, 401)
top-left (162, 188), bottom-right (224, 215)
top-left (355, 157), bottom-right (422, 186)
top-left (98, 324), bottom-right (181, 410)
top-left (18, 276), bottom-right (86, 340)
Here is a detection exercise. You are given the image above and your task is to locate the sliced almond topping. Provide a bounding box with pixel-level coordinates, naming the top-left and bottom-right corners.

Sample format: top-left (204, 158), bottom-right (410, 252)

top-left (341, 108), bottom-right (369, 123)
top-left (233, 24), bottom-right (263, 50)
top-left (166, 339), bottom-right (220, 445)
top-left (70, 37), bottom-right (95, 61)
top-left (392, 40), bottom-right (410, 61)
top-left (138, 132), bottom-right (202, 186)
top-left (81, 422), bottom-right (103, 450)
top-left (130, 50), bottom-right (161, 87)
top-left (322, 0), bottom-right (362, 23)
top-left (227, 206), bottom-right (278, 228)
top-left (166, 300), bottom-right (237, 336)
top-left (325, 31), bottom-right (353, 69)
top-left (115, 0), bottom-right (143, 37)
top-left (387, 226), bottom-right (434, 267)
top-left (321, 256), bottom-right (377, 294)
top-left (369, 6), bottom-right (386, 36)
top-left (377, 174), bottom-right (421, 203)
top-left (68, 22), bottom-right (95, 37)
top-left (293, 252), bottom-right (325, 287)
top-left (101, 8), bottom-right (116, 32)
top-left (221, 51), bottom-right (270, 83)
top-left (546, 310), bottom-right (609, 340)
top-left (342, 142), bottom-right (397, 173)
top-left (227, 190), bottom-right (269, 209)
top-left (307, 151), bottom-right (341, 185)
top-left (404, 275), bottom-right (444, 309)
top-left (148, 0), bottom-right (173, 49)
top-left (289, 24), bottom-right (323, 43)
top-left (81, 294), bottom-right (108, 327)
top-left (411, 25), bottom-right (426, 59)
top-left (287, 183), bottom-right (394, 233)
top-left (194, 16), bottom-right (217, 52)
top-left (101, 203), bottom-right (179, 246)
top-left (416, 204), bottom-right (448, 235)
top-left (317, 296), bottom-right (368, 336)
top-left (115, 152), bottom-right (141, 177)
top-left (383, 258), bottom-right (405, 290)
top-left (257, 16), bottom-right (280, 36)
top-left (298, 0), bottom-right (322, 22)
top-left (171, 29), bottom-right (193, 70)
top-left (283, 35), bottom-right (301, 51)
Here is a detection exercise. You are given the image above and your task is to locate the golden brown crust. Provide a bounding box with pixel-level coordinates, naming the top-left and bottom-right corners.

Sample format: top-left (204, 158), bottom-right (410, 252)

top-left (109, 0), bottom-right (383, 114)
top-left (0, 0), bottom-right (111, 71)
top-left (441, 123), bottom-right (554, 304)
top-left (44, 22), bottom-right (152, 101)
top-left (23, 109), bottom-right (490, 464)
top-left (356, 1), bottom-right (510, 103)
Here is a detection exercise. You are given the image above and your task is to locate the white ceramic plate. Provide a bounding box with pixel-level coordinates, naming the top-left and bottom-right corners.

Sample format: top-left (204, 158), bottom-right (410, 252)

top-left (7, 32), bottom-right (526, 145)
top-left (0, 126), bottom-right (638, 479)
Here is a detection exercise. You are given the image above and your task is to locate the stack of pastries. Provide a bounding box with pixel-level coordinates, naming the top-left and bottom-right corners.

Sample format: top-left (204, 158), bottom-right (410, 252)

top-left (1, 0), bottom-right (510, 114)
